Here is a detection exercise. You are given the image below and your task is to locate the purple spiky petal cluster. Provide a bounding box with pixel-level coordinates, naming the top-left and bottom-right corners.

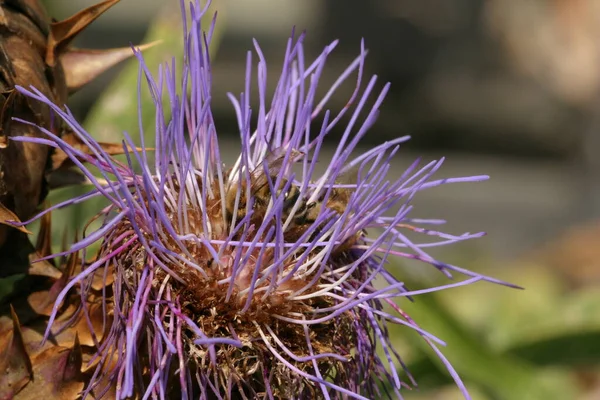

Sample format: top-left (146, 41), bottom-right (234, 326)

top-left (12, 1), bottom-right (508, 399)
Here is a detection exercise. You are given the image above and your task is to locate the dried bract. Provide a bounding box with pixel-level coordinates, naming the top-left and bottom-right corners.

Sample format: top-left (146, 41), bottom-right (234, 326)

top-left (0, 0), bottom-right (150, 261)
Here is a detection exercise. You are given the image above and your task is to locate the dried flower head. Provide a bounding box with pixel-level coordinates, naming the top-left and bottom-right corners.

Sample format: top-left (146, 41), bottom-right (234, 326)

top-left (13, 0), bottom-right (508, 398)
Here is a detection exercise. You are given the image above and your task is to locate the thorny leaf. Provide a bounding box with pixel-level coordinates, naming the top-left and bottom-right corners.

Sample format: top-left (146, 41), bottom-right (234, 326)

top-left (53, 300), bottom-right (108, 348)
top-left (63, 41), bottom-right (160, 94)
top-left (46, 0), bottom-right (121, 67)
top-left (0, 306), bottom-right (33, 399)
top-left (0, 4), bottom-right (48, 51)
top-left (0, 33), bottom-right (58, 252)
top-left (48, 130), bottom-right (153, 189)
top-left (0, 290), bottom-right (105, 358)
top-left (24, 208), bottom-right (61, 279)
top-left (11, 304), bottom-right (110, 397)
top-left (2, 1), bottom-right (50, 34)
top-left (0, 201), bottom-right (57, 278)
top-left (0, 1), bottom-right (66, 252)
top-left (23, 263), bottom-right (73, 319)
top-left (0, 247), bottom-right (114, 397)
top-left (0, 201), bottom-right (32, 235)
top-left (34, 205), bottom-right (53, 259)
top-left (1, 220), bottom-right (106, 341)
top-left (0, 0), bottom-right (151, 258)
top-left (52, 130), bottom-right (151, 171)
top-left (12, 336), bottom-right (85, 400)
top-left (0, 1), bottom-right (153, 397)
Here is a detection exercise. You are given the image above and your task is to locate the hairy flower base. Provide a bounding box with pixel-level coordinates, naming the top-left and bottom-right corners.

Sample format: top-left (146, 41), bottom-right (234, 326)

top-left (94, 173), bottom-right (383, 398)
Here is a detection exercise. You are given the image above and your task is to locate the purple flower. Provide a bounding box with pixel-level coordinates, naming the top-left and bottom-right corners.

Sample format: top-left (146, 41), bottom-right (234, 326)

top-left (13, 0), bottom-right (509, 398)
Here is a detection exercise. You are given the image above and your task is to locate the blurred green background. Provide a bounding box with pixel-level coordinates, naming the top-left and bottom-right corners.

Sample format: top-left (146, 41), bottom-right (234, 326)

top-left (18, 0), bottom-right (600, 398)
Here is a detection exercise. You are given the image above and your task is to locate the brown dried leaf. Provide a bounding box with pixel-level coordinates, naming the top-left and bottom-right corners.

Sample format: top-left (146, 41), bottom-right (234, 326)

top-left (35, 252), bottom-right (79, 314)
top-left (63, 41), bottom-right (160, 94)
top-left (3, 0), bottom-right (50, 35)
top-left (15, 336), bottom-right (85, 400)
top-left (0, 90), bottom-right (19, 148)
top-left (54, 300), bottom-right (108, 348)
top-left (91, 265), bottom-right (114, 291)
top-left (0, 306), bottom-right (33, 399)
top-left (0, 250), bottom-right (77, 330)
top-left (0, 30), bottom-right (58, 252)
top-left (0, 289), bottom-right (48, 332)
top-left (26, 208), bottom-right (61, 278)
top-left (0, 201), bottom-right (32, 235)
top-left (0, 0), bottom-right (140, 255)
top-left (46, 0), bottom-right (121, 67)
top-left (3, 318), bottom-right (65, 362)
top-left (0, 5), bottom-right (47, 55)
top-left (27, 255), bottom-right (61, 279)
top-left (35, 203), bottom-right (52, 256)
top-left (50, 131), bottom-right (152, 185)
top-left (25, 287), bottom-right (60, 318)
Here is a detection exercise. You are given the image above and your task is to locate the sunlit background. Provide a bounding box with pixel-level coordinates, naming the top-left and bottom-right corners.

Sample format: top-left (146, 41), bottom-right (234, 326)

top-left (40, 1), bottom-right (600, 399)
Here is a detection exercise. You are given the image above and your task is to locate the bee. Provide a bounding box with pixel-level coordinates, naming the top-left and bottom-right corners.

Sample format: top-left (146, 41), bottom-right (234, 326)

top-left (298, 166), bottom-right (358, 225)
top-left (285, 180), bottom-right (357, 253)
top-left (224, 149), bottom-right (309, 228)
top-left (319, 187), bottom-right (363, 254)
top-left (225, 151), bottom-right (360, 253)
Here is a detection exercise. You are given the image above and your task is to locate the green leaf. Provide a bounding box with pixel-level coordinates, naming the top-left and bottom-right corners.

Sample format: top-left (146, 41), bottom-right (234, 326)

top-left (502, 287), bottom-right (600, 366)
top-left (394, 275), bottom-right (579, 400)
top-left (507, 331), bottom-right (600, 367)
top-left (83, 1), bottom-right (225, 142)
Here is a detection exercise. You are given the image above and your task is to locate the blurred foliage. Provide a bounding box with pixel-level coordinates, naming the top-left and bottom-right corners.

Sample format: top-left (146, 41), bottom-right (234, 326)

top-left (83, 4), bottom-right (185, 142)
top-left (389, 259), bottom-right (600, 400)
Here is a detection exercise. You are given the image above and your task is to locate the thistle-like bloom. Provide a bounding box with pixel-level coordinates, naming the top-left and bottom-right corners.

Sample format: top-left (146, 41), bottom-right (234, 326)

top-left (13, 1), bottom-right (507, 399)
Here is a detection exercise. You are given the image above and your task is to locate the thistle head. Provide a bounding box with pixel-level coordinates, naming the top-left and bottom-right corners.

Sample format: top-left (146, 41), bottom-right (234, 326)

top-left (13, 0), bottom-right (509, 398)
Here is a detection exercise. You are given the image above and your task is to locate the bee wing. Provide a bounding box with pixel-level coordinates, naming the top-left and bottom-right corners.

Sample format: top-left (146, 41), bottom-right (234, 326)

top-left (250, 147), bottom-right (304, 191)
top-left (337, 165), bottom-right (360, 186)
top-left (262, 146), bottom-right (304, 170)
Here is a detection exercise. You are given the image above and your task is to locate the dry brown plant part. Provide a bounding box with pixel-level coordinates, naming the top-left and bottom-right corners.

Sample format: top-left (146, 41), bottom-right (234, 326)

top-left (0, 0), bottom-right (151, 274)
top-left (0, 211), bottom-right (116, 398)
top-left (0, 1), bottom-right (145, 397)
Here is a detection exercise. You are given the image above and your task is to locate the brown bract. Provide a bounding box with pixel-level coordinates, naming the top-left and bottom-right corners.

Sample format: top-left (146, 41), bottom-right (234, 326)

top-left (0, 2), bottom-right (130, 379)
top-left (0, 212), bottom-right (116, 399)
top-left (0, 0), bottom-right (153, 272)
